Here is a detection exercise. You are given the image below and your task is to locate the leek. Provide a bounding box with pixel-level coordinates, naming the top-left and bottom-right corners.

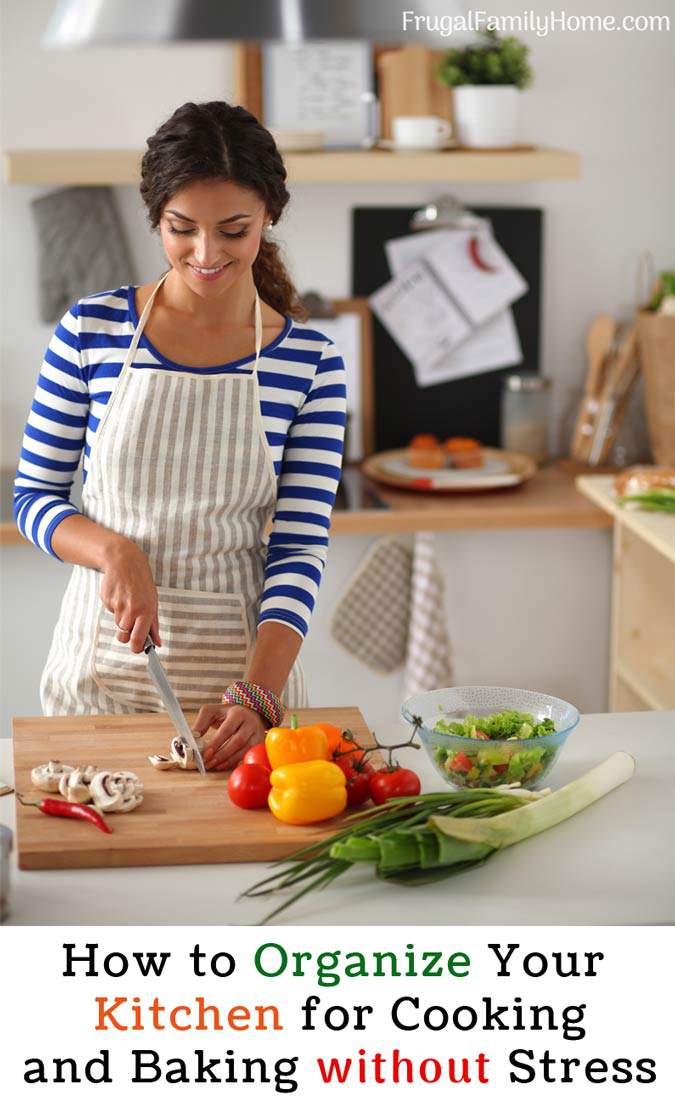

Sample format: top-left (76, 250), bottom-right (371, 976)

top-left (619, 489), bottom-right (675, 514)
top-left (242, 754), bottom-right (634, 923)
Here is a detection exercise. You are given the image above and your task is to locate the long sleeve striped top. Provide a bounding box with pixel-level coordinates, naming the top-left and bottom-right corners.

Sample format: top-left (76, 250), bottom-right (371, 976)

top-left (14, 286), bottom-right (347, 640)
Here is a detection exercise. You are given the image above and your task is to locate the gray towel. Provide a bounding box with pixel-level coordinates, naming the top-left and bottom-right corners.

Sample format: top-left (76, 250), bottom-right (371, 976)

top-left (31, 187), bottom-right (134, 322)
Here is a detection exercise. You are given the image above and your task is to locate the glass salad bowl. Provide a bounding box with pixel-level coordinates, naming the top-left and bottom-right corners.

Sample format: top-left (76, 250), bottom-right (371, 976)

top-left (401, 686), bottom-right (580, 790)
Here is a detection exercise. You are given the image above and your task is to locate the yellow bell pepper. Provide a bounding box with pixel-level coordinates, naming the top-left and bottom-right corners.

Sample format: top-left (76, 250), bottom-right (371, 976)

top-left (265, 714), bottom-right (329, 770)
top-left (268, 760), bottom-right (347, 825)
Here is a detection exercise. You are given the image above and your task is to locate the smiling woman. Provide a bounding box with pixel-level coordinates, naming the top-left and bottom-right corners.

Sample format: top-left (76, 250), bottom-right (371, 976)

top-left (13, 101), bottom-right (347, 770)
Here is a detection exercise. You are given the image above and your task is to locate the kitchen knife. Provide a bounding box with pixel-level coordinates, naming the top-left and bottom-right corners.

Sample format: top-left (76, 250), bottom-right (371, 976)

top-left (143, 637), bottom-right (206, 774)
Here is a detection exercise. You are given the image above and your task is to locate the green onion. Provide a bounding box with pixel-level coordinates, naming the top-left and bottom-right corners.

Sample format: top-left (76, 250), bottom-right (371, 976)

top-left (618, 489), bottom-right (675, 514)
top-left (241, 754), bottom-right (634, 923)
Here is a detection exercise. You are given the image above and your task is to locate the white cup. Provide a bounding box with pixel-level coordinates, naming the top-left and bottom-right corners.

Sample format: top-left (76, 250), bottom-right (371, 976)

top-left (392, 115), bottom-right (452, 148)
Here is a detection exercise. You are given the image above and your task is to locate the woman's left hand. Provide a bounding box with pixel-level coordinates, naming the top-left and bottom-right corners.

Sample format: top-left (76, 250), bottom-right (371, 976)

top-left (194, 703), bottom-right (267, 771)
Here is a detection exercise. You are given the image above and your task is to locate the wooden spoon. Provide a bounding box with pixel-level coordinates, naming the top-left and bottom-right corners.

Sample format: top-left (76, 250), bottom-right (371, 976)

top-left (570, 314), bottom-right (616, 461)
top-left (585, 313), bottom-right (616, 398)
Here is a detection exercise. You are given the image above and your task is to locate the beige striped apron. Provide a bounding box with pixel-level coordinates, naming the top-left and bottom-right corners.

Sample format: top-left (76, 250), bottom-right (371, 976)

top-left (41, 271), bottom-right (307, 716)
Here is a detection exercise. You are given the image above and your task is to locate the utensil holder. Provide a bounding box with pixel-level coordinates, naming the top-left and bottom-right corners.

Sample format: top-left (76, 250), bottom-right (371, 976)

top-left (637, 312), bottom-right (675, 465)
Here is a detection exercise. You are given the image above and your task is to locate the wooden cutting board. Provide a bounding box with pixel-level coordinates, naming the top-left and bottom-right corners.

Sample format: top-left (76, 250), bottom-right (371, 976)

top-left (12, 707), bottom-right (382, 871)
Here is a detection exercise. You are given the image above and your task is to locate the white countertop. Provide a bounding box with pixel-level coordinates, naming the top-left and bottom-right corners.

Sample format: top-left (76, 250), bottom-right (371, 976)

top-left (1, 710), bottom-right (673, 926)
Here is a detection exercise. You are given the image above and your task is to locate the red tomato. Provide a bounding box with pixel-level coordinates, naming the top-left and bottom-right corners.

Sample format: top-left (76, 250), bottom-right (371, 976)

top-left (336, 755), bottom-right (374, 807)
top-left (242, 743), bottom-right (272, 773)
top-left (369, 767), bottom-right (421, 805)
top-left (318, 724), bottom-right (367, 765)
top-left (449, 751), bottom-right (473, 774)
top-left (345, 771), bottom-right (372, 808)
top-left (228, 763), bottom-right (271, 809)
top-left (334, 752), bottom-right (373, 780)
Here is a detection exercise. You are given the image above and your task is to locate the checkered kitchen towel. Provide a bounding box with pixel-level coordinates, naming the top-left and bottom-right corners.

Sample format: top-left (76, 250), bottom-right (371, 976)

top-left (330, 537), bottom-right (413, 673)
top-left (330, 533), bottom-right (452, 690)
top-left (31, 187), bottom-right (134, 324)
top-left (404, 531), bottom-right (453, 696)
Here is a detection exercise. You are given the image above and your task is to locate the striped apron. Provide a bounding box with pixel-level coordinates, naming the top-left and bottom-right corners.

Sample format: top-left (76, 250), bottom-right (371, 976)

top-left (40, 271), bottom-right (307, 716)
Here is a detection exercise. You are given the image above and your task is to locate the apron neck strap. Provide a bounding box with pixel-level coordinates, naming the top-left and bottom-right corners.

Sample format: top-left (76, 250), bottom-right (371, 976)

top-left (253, 289), bottom-right (263, 372)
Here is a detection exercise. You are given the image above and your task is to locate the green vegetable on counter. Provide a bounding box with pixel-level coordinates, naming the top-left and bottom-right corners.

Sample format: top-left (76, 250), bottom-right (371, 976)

top-left (618, 488), bottom-right (675, 514)
top-left (242, 753), bottom-right (635, 923)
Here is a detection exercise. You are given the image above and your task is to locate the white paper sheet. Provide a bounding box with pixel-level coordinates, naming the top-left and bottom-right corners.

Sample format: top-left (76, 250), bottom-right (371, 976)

top-left (414, 309), bottom-right (523, 388)
top-left (385, 225), bottom-right (485, 276)
top-left (368, 262), bottom-right (472, 385)
top-left (382, 227), bottom-right (526, 385)
top-left (425, 227), bottom-right (528, 327)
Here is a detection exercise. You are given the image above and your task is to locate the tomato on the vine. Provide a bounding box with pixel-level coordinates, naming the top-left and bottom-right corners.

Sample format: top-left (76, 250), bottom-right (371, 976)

top-left (318, 724), bottom-right (367, 765)
top-left (344, 771), bottom-right (372, 808)
top-left (334, 753), bottom-right (374, 807)
top-left (242, 743), bottom-right (272, 773)
top-left (369, 767), bottom-right (421, 805)
top-left (228, 763), bottom-right (271, 809)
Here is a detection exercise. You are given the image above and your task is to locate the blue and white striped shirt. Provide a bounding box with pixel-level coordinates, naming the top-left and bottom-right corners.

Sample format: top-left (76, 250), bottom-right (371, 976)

top-left (14, 286), bottom-right (347, 640)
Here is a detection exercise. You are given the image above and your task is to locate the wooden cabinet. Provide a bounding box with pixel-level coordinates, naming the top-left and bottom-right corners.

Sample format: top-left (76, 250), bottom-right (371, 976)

top-left (578, 476), bottom-right (675, 710)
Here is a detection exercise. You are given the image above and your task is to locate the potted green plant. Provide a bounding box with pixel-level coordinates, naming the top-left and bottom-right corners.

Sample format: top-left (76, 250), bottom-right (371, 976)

top-left (436, 30), bottom-right (533, 148)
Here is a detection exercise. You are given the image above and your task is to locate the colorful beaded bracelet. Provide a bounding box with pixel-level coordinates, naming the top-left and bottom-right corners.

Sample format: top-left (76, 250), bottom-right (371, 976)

top-left (221, 680), bottom-right (284, 729)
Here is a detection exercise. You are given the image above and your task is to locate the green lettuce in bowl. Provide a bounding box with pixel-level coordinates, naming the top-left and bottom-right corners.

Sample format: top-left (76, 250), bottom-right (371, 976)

top-left (402, 689), bottom-right (579, 790)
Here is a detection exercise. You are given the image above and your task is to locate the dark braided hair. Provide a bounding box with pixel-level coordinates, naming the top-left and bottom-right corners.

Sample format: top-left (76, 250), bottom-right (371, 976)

top-left (140, 101), bottom-right (307, 320)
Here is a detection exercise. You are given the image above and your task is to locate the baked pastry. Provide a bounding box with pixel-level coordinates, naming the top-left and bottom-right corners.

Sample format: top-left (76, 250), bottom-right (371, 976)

top-left (408, 434), bottom-right (446, 469)
top-left (613, 466), bottom-right (675, 496)
top-left (444, 437), bottom-right (484, 469)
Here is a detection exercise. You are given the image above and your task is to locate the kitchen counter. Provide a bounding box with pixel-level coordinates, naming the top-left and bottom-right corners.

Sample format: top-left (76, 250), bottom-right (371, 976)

top-left (1, 464), bottom-right (610, 545)
top-left (1, 709), bottom-right (672, 926)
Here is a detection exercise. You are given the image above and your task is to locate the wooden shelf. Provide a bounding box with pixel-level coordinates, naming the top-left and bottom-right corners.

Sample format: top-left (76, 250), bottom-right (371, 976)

top-left (577, 476), bottom-right (675, 713)
top-left (4, 147), bottom-right (580, 186)
top-left (330, 463), bottom-right (609, 535)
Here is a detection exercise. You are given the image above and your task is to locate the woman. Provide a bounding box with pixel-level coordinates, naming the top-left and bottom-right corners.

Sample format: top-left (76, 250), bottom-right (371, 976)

top-left (14, 101), bottom-right (346, 771)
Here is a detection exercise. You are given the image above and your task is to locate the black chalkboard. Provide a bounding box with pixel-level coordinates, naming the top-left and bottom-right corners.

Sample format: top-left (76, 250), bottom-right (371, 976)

top-left (352, 206), bottom-right (542, 451)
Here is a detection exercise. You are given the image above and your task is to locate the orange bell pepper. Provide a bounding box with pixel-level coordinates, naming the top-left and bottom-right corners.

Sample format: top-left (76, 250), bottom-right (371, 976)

top-left (265, 714), bottom-right (329, 770)
top-left (314, 723), bottom-right (367, 765)
top-left (268, 760), bottom-right (347, 825)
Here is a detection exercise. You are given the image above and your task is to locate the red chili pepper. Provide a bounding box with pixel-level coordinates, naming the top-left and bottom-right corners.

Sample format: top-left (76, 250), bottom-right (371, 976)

top-left (468, 235), bottom-right (497, 272)
top-left (17, 794), bottom-right (113, 834)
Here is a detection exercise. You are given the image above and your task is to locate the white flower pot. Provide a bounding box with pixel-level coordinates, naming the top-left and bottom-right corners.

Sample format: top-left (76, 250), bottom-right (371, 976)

top-left (452, 85), bottom-right (520, 148)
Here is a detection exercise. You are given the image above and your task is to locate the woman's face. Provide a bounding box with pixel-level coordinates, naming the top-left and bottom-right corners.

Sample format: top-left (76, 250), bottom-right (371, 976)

top-left (159, 179), bottom-right (268, 297)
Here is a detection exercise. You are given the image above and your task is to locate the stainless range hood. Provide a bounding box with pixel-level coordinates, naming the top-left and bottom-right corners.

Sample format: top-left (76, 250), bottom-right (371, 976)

top-left (44, 0), bottom-right (466, 46)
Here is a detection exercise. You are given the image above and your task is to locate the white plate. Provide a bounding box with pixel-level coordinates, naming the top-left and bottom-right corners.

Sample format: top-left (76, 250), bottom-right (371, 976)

top-left (362, 447), bottom-right (537, 492)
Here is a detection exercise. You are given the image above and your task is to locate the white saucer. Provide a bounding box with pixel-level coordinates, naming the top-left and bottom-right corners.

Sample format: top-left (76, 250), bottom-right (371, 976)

top-left (377, 138), bottom-right (456, 153)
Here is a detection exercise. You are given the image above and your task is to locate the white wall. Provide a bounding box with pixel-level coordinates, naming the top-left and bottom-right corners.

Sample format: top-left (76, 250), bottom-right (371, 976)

top-left (1, 0), bottom-right (672, 735)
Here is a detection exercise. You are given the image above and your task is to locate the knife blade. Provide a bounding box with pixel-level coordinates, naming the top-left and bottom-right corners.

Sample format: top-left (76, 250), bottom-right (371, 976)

top-left (144, 638), bottom-right (206, 774)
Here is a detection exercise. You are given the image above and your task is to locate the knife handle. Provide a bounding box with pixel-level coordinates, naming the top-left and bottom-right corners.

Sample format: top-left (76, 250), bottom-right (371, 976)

top-left (143, 636), bottom-right (155, 654)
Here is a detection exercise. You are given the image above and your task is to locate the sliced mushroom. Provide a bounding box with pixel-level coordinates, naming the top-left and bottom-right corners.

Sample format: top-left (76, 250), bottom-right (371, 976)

top-left (170, 734), bottom-right (205, 771)
top-left (148, 754), bottom-right (178, 771)
top-left (90, 770), bottom-right (143, 814)
top-left (58, 765), bottom-right (98, 803)
top-left (31, 761), bottom-right (75, 793)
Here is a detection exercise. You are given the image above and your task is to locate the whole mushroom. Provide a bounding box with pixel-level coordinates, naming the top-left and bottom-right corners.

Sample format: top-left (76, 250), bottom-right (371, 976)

top-left (31, 761), bottom-right (75, 793)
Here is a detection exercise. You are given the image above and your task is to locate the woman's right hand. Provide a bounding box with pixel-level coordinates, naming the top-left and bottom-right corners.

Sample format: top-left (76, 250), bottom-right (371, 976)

top-left (99, 537), bottom-right (162, 653)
